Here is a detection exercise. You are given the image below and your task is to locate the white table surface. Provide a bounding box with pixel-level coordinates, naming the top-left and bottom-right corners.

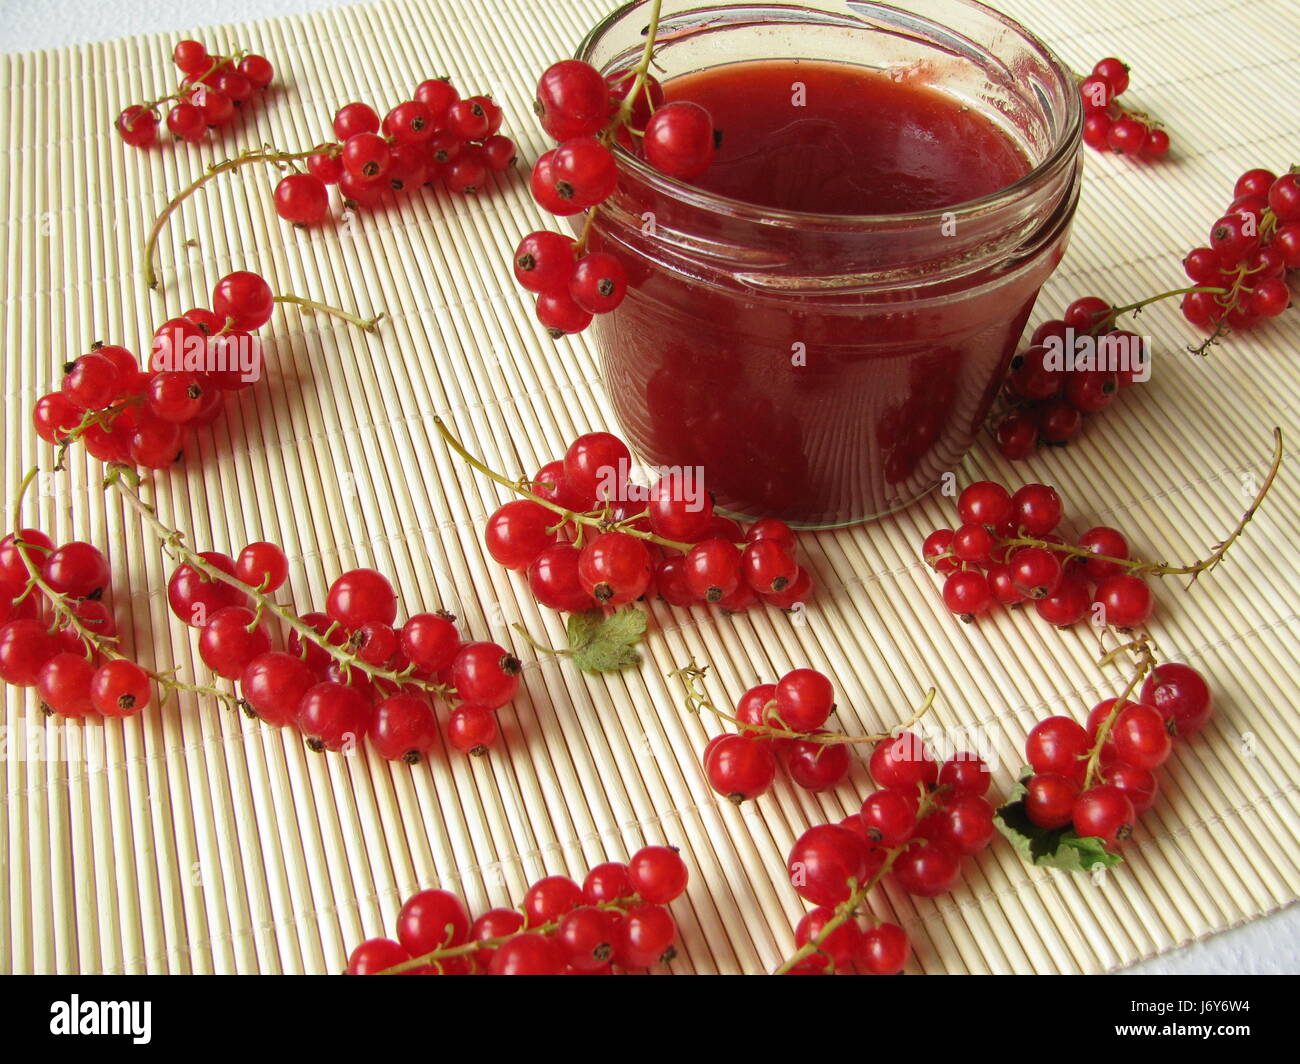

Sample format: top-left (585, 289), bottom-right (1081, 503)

top-left (3, 0), bottom-right (1295, 978)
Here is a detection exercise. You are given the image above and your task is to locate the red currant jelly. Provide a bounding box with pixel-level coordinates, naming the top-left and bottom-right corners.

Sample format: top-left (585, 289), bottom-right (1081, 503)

top-left (581, 0), bottom-right (1082, 526)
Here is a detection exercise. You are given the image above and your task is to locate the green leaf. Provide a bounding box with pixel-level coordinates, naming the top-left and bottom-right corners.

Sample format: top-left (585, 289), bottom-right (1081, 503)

top-left (565, 607), bottom-right (646, 673)
top-left (993, 768), bottom-right (1124, 873)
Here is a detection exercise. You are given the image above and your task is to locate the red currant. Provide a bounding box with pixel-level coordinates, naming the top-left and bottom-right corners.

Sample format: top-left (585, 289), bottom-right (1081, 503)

top-left (274, 173), bottom-right (330, 226)
top-left (578, 532), bottom-right (652, 605)
top-left (941, 569), bottom-right (993, 621)
top-left (485, 500), bottom-right (560, 570)
top-left (1024, 772), bottom-right (1079, 829)
top-left (296, 682), bottom-right (370, 751)
top-left (856, 922), bottom-right (909, 975)
top-left (397, 888), bottom-right (470, 954)
top-left (527, 545), bottom-right (596, 612)
top-left (787, 824), bottom-right (869, 907)
top-left (447, 703), bottom-right (499, 755)
top-left (90, 659), bottom-right (151, 717)
top-left (1140, 662), bottom-right (1212, 736)
top-left (239, 651), bottom-right (315, 727)
top-left (514, 231), bottom-right (577, 295)
top-left (1092, 572), bottom-right (1152, 629)
top-left (327, 568), bottom-right (398, 629)
top-left (643, 101), bottom-right (716, 179)
top-left (628, 845), bottom-right (688, 904)
top-left (371, 693), bottom-right (439, 762)
top-left (198, 606), bottom-right (271, 679)
top-left (569, 252), bottom-right (628, 314)
top-left (449, 642), bottom-right (521, 709)
top-left (1072, 785), bottom-right (1135, 848)
top-left (705, 734), bottom-right (775, 803)
top-left (892, 839), bottom-right (960, 897)
top-left (535, 60), bottom-right (609, 141)
top-left (212, 271), bottom-right (274, 331)
top-left (1026, 715), bottom-right (1089, 781)
top-left (400, 612), bottom-right (461, 674)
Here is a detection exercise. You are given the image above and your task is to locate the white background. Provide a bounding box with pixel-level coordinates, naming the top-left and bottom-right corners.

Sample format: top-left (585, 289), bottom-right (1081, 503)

top-left (3, 0), bottom-right (1296, 977)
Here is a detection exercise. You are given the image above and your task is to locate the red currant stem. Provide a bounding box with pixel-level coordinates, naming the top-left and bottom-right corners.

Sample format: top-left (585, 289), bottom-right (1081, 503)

top-left (271, 294), bottom-right (384, 333)
top-left (1081, 637), bottom-right (1158, 789)
top-left (509, 622), bottom-right (574, 658)
top-left (1001, 425), bottom-right (1282, 583)
top-left (142, 145), bottom-right (334, 290)
top-left (568, 0), bottom-right (664, 256)
top-left (612, 0), bottom-right (662, 131)
top-left (11, 467), bottom-right (240, 711)
top-left (52, 395), bottom-right (145, 472)
top-left (773, 783), bottom-right (951, 974)
top-left (431, 415), bottom-right (697, 553)
top-left (668, 659), bottom-right (936, 747)
top-left (104, 465), bottom-right (455, 701)
top-left (1094, 285), bottom-right (1227, 334)
top-left (378, 895), bottom-right (642, 973)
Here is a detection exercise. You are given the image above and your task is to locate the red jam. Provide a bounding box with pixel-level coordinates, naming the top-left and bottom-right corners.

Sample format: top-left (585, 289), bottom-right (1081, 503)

top-left (665, 60), bottom-right (1028, 215)
top-left (592, 59), bottom-right (1068, 527)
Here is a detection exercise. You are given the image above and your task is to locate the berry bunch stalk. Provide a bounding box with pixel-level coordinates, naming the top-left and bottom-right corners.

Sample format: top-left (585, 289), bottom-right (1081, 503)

top-left (1002, 425), bottom-right (1281, 585)
top-left (379, 895), bottom-right (637, 974)
top-left (774, 820), bottom-right (910, 974)
top-left (104, 466), bottom-right (452, 701)
top-left (10, 468), bottom-right (239, 713)
top-left (433, 415), bottom-right (699, 553)
top-left (670, 659), bottom-right (935, 748)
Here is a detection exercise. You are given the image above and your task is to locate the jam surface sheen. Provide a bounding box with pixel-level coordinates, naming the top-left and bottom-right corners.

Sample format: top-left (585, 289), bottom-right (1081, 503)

top-left (664, 60), bottom-right (1028, 214)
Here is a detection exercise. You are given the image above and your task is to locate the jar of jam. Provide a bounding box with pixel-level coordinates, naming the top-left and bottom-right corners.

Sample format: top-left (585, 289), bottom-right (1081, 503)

top-left (577, 0), bottom-right (1083, 527)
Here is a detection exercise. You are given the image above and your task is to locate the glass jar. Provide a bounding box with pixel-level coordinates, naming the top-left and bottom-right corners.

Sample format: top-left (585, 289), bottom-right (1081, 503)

top-left (577, 0), bottom-right (1083, 527)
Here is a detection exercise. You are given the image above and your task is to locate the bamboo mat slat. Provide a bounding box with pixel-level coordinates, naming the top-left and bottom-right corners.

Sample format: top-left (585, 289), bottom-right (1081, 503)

top-left (2, 0), bottom-right (1298, 974)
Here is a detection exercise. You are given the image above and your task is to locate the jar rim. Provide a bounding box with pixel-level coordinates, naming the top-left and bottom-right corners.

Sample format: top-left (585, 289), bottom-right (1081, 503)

top-left (576, 0), bottom-right (1083, 229)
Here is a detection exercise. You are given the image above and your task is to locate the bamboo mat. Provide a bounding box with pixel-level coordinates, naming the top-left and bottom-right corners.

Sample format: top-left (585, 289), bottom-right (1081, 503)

top-left (2, 0), bottom-right (1298, 975)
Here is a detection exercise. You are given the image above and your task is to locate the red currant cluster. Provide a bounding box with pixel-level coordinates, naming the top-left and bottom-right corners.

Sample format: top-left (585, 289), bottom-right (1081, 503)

top-left (480, 430), bottom-right (811, 614)
top-left (1079, 57), bottom-right (1169, 160)
top-left (116, 39), bottom-right (274, 148)
top-left (704, 669), bottom-right (850, 802)
top-left (273, 79), bottom-right (514, 225)
top-left (1019, 656), bottom-right (1212, 851)
top-left (32, 271), bottom-right (275, 468)
top-left (514, 55), bottom-right (717, 337)
top-left (346, 845), bottom-right (688, 974)
top-left (782, 735), bottom-right (993, 974)
top-left (0, 531), bottom-right (153, 719)
top-left (1180, 167), bottom-right (1298, 340)
top-left (166, 551), bottom-right (519, 761)
top-left (922, 480), bottom-right (1153, 630)
top-left (993, 295), bottom-right (1144, 459)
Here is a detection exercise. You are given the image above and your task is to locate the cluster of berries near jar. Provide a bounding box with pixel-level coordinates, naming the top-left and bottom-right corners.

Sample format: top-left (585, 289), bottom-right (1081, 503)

top-left (168, 553), bottom-right (519, 761)
top-left (273, 78), bottom-right (515, 225)
top-left (922, 480), bottom-right (1153, 630)
top-left (116, 39), bottom-right (274, 147)
top-left (1020, 661), bottom-right (1214, 848)
top-left (32, 271), bottom-right (275, 468)
top-left (346, 845), bottom-right (688, 974)
top-left (1181, 167), bottom-right (1299, 334)
top-left (483, 431), bottom-right (812, 614)
top-left (1078, 56), bottom-right (1169, 160)
top-left (514, 59), bottom-right (718, 337)
top-left (993, 294), bottom-right (1144, 459)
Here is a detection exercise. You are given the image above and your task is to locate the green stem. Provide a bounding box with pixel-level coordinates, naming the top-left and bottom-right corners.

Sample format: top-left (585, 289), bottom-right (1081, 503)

top-left (999, 425), bottom-right (1282, 584)
top-left (143, 145), bottom-right (331, 289)
top-left (272, 294), bottom-right (384, 333)
top-left (670, 659), bottom-right (935, 747)
top-left (106, 468), bottom-right (454, 701)
top-left (12, 468), bottom-right (241, 712)
top-left (431, 415), bottom-right (698, 553)
top-left (380, 895), bottom-right (641, 973)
